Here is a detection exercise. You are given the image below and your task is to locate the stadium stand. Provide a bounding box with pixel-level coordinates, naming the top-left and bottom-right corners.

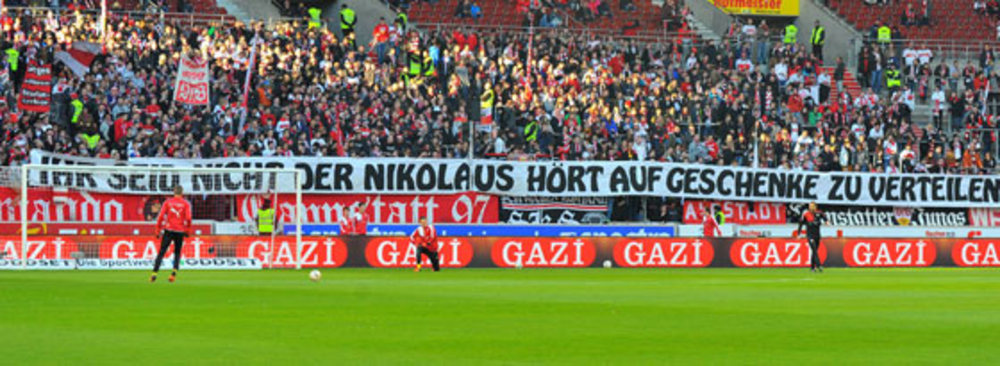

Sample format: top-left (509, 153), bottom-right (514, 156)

top-left (0, 4), bottom-right (996, 176)
top-left (828, 0), bottom-right (996, 41)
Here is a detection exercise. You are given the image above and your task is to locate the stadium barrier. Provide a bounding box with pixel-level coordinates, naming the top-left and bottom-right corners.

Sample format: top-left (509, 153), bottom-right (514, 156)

top-left (2, 236), bottom-right (998, 269)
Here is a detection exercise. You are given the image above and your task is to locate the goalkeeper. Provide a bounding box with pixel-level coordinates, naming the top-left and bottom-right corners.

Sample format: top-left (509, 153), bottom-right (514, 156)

top-left (151, 185), bottom-right (192, 283)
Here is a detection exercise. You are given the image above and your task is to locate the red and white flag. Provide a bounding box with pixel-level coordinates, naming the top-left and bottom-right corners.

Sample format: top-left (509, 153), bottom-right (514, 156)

top-left (53, 42), bottom-right (101, 78)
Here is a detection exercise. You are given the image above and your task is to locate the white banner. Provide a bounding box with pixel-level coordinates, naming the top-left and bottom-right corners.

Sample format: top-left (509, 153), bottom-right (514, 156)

top-left (28, 151), bottom-right (1000, 208)
top-left (173, 56), bottom-right (210, 105)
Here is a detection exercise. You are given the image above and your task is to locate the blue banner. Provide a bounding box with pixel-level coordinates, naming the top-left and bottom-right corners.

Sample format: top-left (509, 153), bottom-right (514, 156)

top-left (285, 224), bottom-right (675, 237)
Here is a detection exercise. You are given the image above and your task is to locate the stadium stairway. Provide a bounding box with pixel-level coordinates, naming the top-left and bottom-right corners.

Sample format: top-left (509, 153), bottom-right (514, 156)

top-left (213, 0), bottom-right (281, 21)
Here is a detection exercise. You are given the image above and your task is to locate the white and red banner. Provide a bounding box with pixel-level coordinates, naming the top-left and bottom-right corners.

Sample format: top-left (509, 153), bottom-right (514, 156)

top-left (968, 208), bottom-right (1000, 227)
top-left (237, 192), bottom-right (499, 224)
top-left (0, 187), bottom-right (149, 223)
top-left (53, 41), bottom-right (101, 78)
top-left (173, 56), bottom-right (210, 105)
top-left (683, 201), bottom-right (786, 225)
top-left (17, 60), bottom-right (52, 113)
top-left (31, 151), bottom-right (1000, 208)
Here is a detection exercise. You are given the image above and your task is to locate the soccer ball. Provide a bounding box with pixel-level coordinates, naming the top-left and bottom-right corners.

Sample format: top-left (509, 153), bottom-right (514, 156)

top-left (603, 260), bottom-right (613, 268)
top-left (515, 262), bottom-right (524, 270)
top-left (309, 270), bottom-right (322, 282)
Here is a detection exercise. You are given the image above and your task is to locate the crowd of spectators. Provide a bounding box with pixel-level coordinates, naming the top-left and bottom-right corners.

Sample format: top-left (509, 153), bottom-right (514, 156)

top-left (0, 5), bottom-right (996, 180)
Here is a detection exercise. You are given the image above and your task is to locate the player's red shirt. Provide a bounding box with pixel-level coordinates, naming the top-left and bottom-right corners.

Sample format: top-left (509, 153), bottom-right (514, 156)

top-left (702, 213), bottom-right (721, 238)
top-left (410, 225), bottom-right (437, 251)
top-left (156, 197), bottom-right (192, 234)
top-left (339, 215), bottom-right (355, 235)
top-left (353, 211), bottom-right (369, 235)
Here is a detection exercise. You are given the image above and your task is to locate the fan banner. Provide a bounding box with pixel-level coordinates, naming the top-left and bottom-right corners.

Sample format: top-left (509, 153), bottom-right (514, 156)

top-left (29, 151), bottom-right (1000, 208)
top-left (17, 60), bottom-right (52, 113)
top-left (236, 193), bottom-right (498, 224)
top-left (786, 204), bottom-right (970, 226)
top-left (682, 201), bottom-right (787, 225)
top-left (499, 196), bottom-right (609, 224)
top-left (173, 56), bottom-right (210, 105)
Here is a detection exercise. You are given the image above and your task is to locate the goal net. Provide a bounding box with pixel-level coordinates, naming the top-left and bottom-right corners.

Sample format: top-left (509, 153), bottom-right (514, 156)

top-left (0, 165), bottom-right (303, 270)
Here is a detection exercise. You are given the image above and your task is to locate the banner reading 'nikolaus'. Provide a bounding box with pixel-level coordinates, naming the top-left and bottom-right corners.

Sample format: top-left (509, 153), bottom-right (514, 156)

top-left (29, 151), bottom-right (1000, 208)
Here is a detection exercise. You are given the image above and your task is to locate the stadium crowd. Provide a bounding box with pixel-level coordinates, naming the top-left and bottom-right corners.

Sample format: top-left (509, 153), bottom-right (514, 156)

top-left (0, 5), bottom-right (997, 177)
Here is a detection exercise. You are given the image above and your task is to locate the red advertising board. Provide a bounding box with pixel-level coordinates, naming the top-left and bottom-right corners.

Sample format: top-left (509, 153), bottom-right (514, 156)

top-left (235, 236), bottom-right (347, 268)
top-left (683, 201), bottom-right (786, 225)
top-left (6, 236), bottom-right (1000, 269)
top-left (98, 236), bottom-right (217, 260)
top-left (237, 192), bottom-right (499, 224)
top-left (490, 237), bottom-right (595, 267)
top-left (0, 236), bottom-right (79, 259)
top-left (729, 239), bottom-right (827, 267)
top-left (843, 239), bottom-right (936, 267)
top-left (613, 238), bottom-right (714, 267)
top-left (952, 240), bottom-right (1000, 267)
top-left (364, 237), bottom-right (474, 268)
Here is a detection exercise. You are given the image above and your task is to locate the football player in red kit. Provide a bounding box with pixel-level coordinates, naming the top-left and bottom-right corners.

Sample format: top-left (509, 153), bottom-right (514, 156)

top-left (353, 202), bottom-right (370, 236)
top-left (410, 217), bottom-right (439, 272)
top-left (702, 207), bottom-right (722, 237)
top-left (339, 207), bottom-right (355, 235)
top-left (151, 185), bottom-right (192, 283)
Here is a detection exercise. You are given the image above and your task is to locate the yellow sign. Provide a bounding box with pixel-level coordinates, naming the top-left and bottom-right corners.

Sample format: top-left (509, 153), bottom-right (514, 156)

top-left (709, 0), bottom-right (800, 17)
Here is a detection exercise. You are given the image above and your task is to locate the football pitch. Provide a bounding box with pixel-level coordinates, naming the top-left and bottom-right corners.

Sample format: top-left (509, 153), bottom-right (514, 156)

top-left (2, 268), bottom-right (998, 365)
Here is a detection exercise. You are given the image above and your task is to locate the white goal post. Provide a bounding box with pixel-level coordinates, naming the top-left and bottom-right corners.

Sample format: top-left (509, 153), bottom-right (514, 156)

top-left (13, 164), bottom-right (303, 270)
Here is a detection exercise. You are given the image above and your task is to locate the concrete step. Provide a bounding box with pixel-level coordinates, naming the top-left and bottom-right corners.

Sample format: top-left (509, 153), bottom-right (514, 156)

top-left (216, 0), bottom-right (282, 22)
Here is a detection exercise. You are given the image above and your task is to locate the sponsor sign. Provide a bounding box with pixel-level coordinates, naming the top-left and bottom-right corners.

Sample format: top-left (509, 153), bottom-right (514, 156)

top-left (491, 238), bottom-right (596, 268)
top-left (235, 236), bottom-right (347, 268)
top-left (173, 56), bottom-right (210, 105)
top-left (17, 60), bottom-right (52, 113)
top-left (968, 208), bottom-right (1000, 227)
top-left (788, 204), bottom-right (969, 226)
top-left (4, 236), bottom-right (1000, 269)
top-left (952, 240), bottom-right (1000, 267)
top-left (98, 236), bottom-right (217, 259)
top-left (0, 236), bottom-right (79, 260)
top-left (238, 193), bottom-right (498, 224)
top-left (709, 0), bottom-right (800, 16)
top-left (499, 196), bottom-right (608, 224)
top-left (364, 237), bottom-right (474, 268)
top-left (683, 201), bottom-right (786, 225)
top-left (729, 239), bottom-right (827, 267)
top-left (74, 258), bottom-right (261, 270)
top-left (294, 224), bottom-right (676, 237)
top-left (613, 238), bottom-right (714, 267)
top-left (31, 151), bottom-right (1000, 207)
top-left (843, 239), bottom-right (935, 267)
top-left (0, 258), bottom-right (260, 270)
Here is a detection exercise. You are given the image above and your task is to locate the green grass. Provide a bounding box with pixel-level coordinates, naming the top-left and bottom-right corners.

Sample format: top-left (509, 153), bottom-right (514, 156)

top-left (2, 269), bottom-right (999, 365)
